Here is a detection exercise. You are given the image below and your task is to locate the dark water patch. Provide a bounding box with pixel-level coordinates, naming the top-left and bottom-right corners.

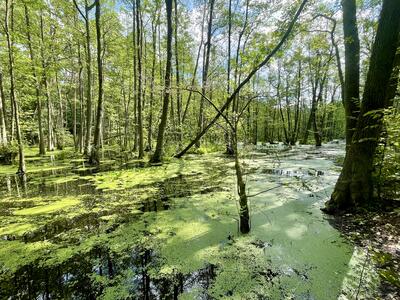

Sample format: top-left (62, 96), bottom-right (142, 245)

top-left (0, 174), bottom-right (98, 200)
top-left (139, 174), bottom-right (226, 213)
top-left (0, 239), bottom-right (217, 300)
top-left (261, 168), bottom-right (324, 177)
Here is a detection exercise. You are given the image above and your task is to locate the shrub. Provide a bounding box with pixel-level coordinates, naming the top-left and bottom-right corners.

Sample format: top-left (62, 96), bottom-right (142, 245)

top-left (0, 143), bottom-right (19, 164)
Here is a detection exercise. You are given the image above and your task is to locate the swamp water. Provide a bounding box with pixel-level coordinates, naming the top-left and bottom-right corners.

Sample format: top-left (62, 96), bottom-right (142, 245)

top-left (0, 143), bottom-right (379, 299)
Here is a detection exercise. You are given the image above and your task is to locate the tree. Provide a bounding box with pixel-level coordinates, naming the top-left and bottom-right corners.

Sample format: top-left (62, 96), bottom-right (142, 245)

top-left (150, 0), bottom-right (173, 163)
top-left (136, 0), bottom-right (144, 158)
top-left (73, 0), bottom-right (94, 156)
top-left (324, 0), bottom-right (400, 213)
top-left (0, 71), bottom-right (7, 145)
top-left (196, 0), bottom-right (215, 148)
top-left (175, 0), bottom-right (309, 158)
top-left (4, 0), bottom-right (26, 174)
top-left (24, 3), bottom-right (45, 155)
top-left (89, 0), bottom-right (104, 164)
top-left (342, 0), bottom-right (360, 147)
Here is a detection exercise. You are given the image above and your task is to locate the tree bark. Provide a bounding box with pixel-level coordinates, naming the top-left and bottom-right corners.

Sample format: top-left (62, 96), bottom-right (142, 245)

top-left (196, 0), bottom-right (215, 148)
top-left (24, 4), bottom-right (45, 155)
top-left (150, 0), bottom-right (173, 163)
top-left (324, 0), bottom-right (400, 213)
top-left (147, 12), bottom-right (158, 151)
top-left (39, 11), bottom-right (55, 152)
top-left (174, 0), bottom-right (182, 145)
top-left (90, 0), bottom-right (104, 164)
top-left (5, 0), bottom-right (26, 174)
top-left (135, 0), bottom-right (144, 158)
top-left (0, 72), bottom-right (7, 145)
top-left (342, 0), bottom-right (360, 146)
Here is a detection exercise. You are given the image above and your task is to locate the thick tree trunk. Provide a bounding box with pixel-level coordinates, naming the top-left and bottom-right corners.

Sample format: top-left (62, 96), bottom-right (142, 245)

top-left (150, 0), bottom-right (173, 163)
top-left (342, 0), bottom-right (360, 146)
top-left (324, 0), bottom-right (400, 213)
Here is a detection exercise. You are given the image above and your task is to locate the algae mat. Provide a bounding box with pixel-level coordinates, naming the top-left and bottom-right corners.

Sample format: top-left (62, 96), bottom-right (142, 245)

top-left (0, 143), bottom-right (379, 299)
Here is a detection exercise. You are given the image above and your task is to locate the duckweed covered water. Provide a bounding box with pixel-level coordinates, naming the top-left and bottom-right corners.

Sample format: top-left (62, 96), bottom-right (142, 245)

top-left (0, 143), bottom-right (379, 299)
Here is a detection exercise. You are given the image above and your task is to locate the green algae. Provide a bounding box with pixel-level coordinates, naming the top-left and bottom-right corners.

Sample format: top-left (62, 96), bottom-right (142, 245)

top-left (0, 223), bottom-right (36, 236)
top-left (0, 143), bottom-right (384, 299)
top-left (89, 155), bottom-right (226, 191)
top-left (0, 163), bottom-right (70, 175)
top-left (14, 196), bottom-right (81, 216)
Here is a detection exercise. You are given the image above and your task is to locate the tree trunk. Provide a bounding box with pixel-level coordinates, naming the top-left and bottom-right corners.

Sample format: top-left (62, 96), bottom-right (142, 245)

top-left (233, 130), bottom-right (250, 234)
top-left (90, 0), bottom-right (104, 165)
top-left (196, 0), bottom-right (215, 148)
top-left (24, 4), bottom-right (45, 155)
top-left (135, 0), bottom-right (144, 158)
top-left (5, 0), bottom-right (25, 174)
top-left (181, 3), bottom-right (206, 124)
top-left (39, 12), bottom-right (54, 152)
top-left (147, 14), bottom-right (158, 151)
top-left (0, 72), bottom-right (7, 145)
top-left (73, 0), bottom-right (94, 155)
top-left (174, 0), bottom-right (182, 145)
top-left (342, 0), bottom-right (360, 146)
top-left (175, 0), bottom-right (308, 158)
top-left (78, 43), bottom-right (85, 153)
top-left (225, 0), bottom-right (234, 154)
top-left (324, 0), bottom-right (400, 213)
top-left (150, 0), bottom-right (173, 163)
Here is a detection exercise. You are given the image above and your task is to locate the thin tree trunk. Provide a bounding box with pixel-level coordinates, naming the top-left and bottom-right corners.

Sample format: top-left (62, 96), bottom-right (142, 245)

top-left (175, 0), bottom-right (308, 158)
top-left (174, 0), bottom-right (182, 145)
top-left (24, 4), bottom-right (45, 155)
top-left (5, 0), bottom-right (25, 174)
top-left (0, 72), bottom-right (7, 145)
top-left (147, 12), bottom-right (158, 151)
top-left (90, 0), bottom-right (104, 164)
top-left (181, 2), bottom-right (206, 124)
top-left (225, 0), bottom-right (234, 154)
top-left (132, 2), bottom-right (138, 152)
top-left (73, 0), bottom-right (94, 155)
top-left (78, 43), bottom-right (84, 153)
top-left (196, 0), bottom-right (215, 148)
top-left (39, 11), bottom-right (55, 152)
top-left (136, 0), bottom-right (144, 158)
top-left (150, 0), bottom-right (173, 163)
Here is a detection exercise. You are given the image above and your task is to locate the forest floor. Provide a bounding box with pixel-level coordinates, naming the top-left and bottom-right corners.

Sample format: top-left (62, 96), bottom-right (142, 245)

top-left (330, 208), bottom-right (400, 299)
top-left (0, 142), bottom-right (398, 299)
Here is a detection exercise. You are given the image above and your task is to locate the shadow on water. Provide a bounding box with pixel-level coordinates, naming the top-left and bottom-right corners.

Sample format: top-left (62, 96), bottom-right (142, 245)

top-left (0, 241), bottom-right (217, 299)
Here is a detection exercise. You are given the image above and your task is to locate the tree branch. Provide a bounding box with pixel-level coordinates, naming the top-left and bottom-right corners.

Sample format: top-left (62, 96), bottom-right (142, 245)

top-left (175, 0), bottom-right (309, 158)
